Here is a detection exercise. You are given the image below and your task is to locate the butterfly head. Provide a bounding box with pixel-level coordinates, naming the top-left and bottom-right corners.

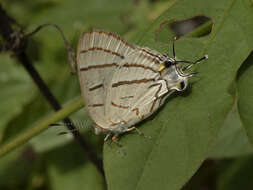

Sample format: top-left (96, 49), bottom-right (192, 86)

top-left (160, 54), bottom-right (208, 92)
top-left (159, 37), bottom-right (208, 91)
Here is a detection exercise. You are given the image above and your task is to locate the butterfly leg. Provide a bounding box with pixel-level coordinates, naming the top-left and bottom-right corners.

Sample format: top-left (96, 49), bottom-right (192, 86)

top-left (111, 134), bottom-right (126, 156)
top-left (104, 133), bottom-right (114, 150)
top-left (104, 133), bottom-right (121, 147)
top-left (104, 133), bottom-right (111, 142)
top-left (127, 126), bottom-right (151, 139)
top-left (112, 134), bottom-right (123, 147)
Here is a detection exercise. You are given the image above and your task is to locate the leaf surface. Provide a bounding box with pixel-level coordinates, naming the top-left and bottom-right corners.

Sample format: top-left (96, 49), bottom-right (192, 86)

top-left (103, 0), bottom-right (253, 190)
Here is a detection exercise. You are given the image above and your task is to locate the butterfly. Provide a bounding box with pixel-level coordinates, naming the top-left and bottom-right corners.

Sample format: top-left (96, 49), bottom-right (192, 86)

top-left (76, 29), bottom-right (207, 144)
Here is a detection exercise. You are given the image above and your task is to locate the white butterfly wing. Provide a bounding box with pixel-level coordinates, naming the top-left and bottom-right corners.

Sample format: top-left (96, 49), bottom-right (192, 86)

top-left (77, 30), bottom-right (136, 129)
top-left (105, 48), bottom-right (171, 131)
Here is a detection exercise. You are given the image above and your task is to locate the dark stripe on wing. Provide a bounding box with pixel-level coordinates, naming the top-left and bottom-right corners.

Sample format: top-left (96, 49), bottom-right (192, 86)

top-left (80, 47), bottom-right (125, 59)
top-left (123, 63), bottom-right (158, 73)
top-left (89, 84), bottom-right (104, 91)
top-left (88, 104), bottom-right (104, 107)
top-left (84, 30), bottom-right (136, 50)
top-left (120, 95), bottom-right (134, 99)
top-left (138, 51), bottom-right (162, 65)
top-left (80, 63), bottom-right (117, 71)
top-left (132, 108), bottom-right (139, 116)
top-left (149, 83), bottom-right (162, 113)
top-left (140, 48), bottom-right (164, 62)
top-left (111, 101), bottom-right (129, 109)
top-left (112, 78), bottom-right (156, 88)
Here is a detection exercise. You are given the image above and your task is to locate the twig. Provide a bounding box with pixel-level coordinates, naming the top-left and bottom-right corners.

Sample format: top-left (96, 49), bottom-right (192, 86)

top-left (0, 98), bottom-right (83, 157)
top-left (0, 4), bottom-right (104, 175)
top-left (23, 24), bottom-right (76, 73)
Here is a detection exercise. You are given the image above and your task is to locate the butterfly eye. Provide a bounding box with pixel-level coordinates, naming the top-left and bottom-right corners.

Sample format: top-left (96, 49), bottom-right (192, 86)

top-left (179, 81), bottom-right (186, 90)
top-left (165, 60), bottom-right (173, 67)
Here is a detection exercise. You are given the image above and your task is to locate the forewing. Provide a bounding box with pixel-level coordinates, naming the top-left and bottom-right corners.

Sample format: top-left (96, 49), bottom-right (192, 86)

top-left (106, 48), bottom-right (170, 128)
top-left (77, 30), bottom-right (136, 128)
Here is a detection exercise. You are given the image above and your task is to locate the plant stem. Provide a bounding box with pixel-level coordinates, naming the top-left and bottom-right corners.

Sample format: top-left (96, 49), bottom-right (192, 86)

top-left (0, 97), bottom-right (83, 157)
top-left (0, 4), bottom-right (104, 175)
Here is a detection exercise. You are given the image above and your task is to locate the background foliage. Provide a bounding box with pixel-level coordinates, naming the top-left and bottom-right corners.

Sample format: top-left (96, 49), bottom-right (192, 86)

top-left (0, 0), bottom-right (253, 190)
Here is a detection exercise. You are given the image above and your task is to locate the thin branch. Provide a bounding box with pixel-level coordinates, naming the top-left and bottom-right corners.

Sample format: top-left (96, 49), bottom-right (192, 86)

top-left (0, 4), bottom-right (104, 175)
top-left (0, 98), bottom-right (84, 157)
top-left (24, 24), bottom-right (76, 73)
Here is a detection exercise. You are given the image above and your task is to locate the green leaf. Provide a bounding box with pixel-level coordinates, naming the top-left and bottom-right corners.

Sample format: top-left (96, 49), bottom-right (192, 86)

top-left (237, 52), bottom-right (253, 145)
top-left (103, 0), bottom-right (253, 190)
top-left (45, 142), bottom-right (105, 190)
top-left (0, 146), bottom-right (34, 189)
top-left (0, 54), bottom-right (35, 142)
top-left (209, 100), bottom-right (253, 158)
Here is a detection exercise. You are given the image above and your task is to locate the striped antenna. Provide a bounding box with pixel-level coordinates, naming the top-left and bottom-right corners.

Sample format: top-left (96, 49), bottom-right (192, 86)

top-left (49, 122), bottom-right (79, 135)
